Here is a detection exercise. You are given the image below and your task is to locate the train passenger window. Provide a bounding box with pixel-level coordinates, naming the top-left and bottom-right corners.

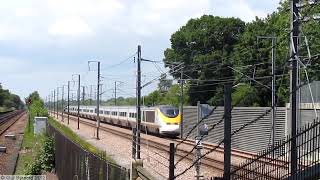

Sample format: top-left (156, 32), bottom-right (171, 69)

top-left (119, 112), bottom-right (127, 117)
top-left (145, 111), bottom-right (155, 123)
top-left (99, 110), bottom-right (103, 114)
top-left (90, 110), bottom-right (93, 113)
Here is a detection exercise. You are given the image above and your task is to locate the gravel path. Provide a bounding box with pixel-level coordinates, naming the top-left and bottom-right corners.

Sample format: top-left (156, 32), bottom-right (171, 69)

top-left (52, 113), bottom-right (223, 180)
top-left (0, 113), bottom-right (27, 174)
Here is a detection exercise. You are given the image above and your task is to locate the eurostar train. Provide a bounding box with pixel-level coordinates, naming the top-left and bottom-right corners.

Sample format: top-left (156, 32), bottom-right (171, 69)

top-left (66, 105), bottom-right (181, 136)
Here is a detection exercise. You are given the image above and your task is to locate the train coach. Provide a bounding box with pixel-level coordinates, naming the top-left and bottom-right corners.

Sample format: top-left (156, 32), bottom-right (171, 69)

top-left (65, 105), bottom-right (181, 136)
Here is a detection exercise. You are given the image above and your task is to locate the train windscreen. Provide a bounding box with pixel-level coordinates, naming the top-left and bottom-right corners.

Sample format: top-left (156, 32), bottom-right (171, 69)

top-left (160, 106), bottom-right (179, 118)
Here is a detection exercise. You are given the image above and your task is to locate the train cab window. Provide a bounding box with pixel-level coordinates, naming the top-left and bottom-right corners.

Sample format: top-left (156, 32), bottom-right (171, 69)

top-left (160, 106), bottom-right (179, 118)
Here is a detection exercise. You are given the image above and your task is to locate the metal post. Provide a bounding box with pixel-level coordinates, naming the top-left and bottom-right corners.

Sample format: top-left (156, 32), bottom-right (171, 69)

top-left (53, 89), bottom-right (56, 117)
top-left (56, 87), bottom-right (59, 119)
top-left (96, 62), bottom-right (101, 140)
top-left (257, 36), bottom-right (277, 147)
top-left (90, 85), bottom-right (93, 106)
top-left (195, 101), bottom-right (202, 180)
top-left (290, 0), bottom-right (299, 176)
top-left (132, 127), bottom-right (137, 159)
top-left (67, 81), bottom-right (70, 125)
top-left (82, 86), bottom-right (85, 105)
top-left (169, 143), bottom-right (175, 180)
top-left (136, 45), bottom-right (142, 159)
top-left (48, 95), bottom-right (50, 113)
top-left (271, 38), bottom-right (276, 148)
top-left (115, 81), bottom-right (117, 106)
top-left (224, 84), bottom-right (232, 180)
top-left (61, 86), bottom-right (64, 122)
top-left (77, 75), bottom-right (80, 130)
top-left (180, 67), bottom-right (184, 139)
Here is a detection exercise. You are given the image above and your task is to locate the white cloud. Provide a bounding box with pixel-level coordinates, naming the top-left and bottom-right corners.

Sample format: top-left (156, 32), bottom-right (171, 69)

top-left (14, 7), bottom-right (37, 17)
top-left (48, 17), bottom-right (93, 37)
top-left (0, 0), bottom-right (280, 99)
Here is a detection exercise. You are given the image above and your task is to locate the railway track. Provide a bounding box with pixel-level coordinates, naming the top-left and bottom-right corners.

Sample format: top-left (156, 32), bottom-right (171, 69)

top-left (0, 110), bottom-right (25, 135)
top-left (50, 111), bottom-right (254, 173)
top-left (51, 111), bottom-right (290, 179)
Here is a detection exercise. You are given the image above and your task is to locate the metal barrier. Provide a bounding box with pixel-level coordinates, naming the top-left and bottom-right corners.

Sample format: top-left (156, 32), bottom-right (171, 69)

top-left (47, 124), bottom-right (130, 180)
top-left (230, 119), bottom-right (320, 180)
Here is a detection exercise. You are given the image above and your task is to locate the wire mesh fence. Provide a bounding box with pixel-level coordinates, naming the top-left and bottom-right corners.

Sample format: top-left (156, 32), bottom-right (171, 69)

top-left (47, 124), bottom-right (130, 180)
top-left (230, 118), bottom-right (320, 180)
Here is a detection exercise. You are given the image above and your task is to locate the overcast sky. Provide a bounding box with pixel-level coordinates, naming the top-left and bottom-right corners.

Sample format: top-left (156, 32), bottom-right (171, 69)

top-left (0, 0), bottom-right (281, 101)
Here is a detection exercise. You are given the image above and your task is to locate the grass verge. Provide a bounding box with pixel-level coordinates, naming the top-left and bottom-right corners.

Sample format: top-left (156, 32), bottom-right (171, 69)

top-left (15, 117), bottom-right (39, 174)
top-left (48, 117), bottom-right (115, 164)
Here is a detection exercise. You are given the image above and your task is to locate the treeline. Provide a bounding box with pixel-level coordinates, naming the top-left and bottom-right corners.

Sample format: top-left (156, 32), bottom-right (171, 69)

top-left (163, 1), bottom-right (320, 106)
top-left (0, 84), bottom-right (24, 112)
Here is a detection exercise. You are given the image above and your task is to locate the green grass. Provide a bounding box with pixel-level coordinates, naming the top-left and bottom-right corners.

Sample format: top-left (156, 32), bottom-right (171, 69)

top-left (15, 117), bottom-right (40, 174)
top-left (48, 117), bottom-right (115, 164)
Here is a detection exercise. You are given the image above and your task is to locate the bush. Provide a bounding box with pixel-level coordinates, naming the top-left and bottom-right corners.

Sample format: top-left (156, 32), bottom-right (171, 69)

top-left (24, 135), bottom-right (55, 175)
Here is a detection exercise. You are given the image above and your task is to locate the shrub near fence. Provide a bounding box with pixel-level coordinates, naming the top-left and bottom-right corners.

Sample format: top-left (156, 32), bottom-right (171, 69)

top-left (47, 124), bottom-right (129, 180)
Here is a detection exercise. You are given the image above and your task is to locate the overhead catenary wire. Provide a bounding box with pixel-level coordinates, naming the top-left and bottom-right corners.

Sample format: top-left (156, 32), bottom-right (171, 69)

top-left (102, 52), bottom-right (137, 70)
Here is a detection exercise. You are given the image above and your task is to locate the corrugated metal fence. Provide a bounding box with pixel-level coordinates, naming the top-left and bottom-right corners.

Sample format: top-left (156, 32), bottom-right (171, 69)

top-left (182, 106), bottom-right (287, 153)
top-left (47, 124), bottom-right (129, 180)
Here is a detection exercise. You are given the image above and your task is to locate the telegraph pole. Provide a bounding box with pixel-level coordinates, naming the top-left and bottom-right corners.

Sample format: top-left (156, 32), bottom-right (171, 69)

top-left (90, 85), bottom-right (94, 106)
top-left (88, 61), bottom-right (101, 139)
top-left (81, 86), bottom-right (85, 105)
top-left (114, 81), bottom-right (117, 106)
top-left (195, 101), bottom-right (202, 180)
top-left (78, 75), bottom-right (80, 129)
top-left (271, 38), bottom-right (276, 148)
top-left (180, 66), bottom-right (184, 138)
top-left (61, 86), bottom-right (64, 122)
top-left (136, 45), bottom-right (142, 159)
top-left (224, 84), bottom-right (232, 180)
top-left (96, 61), bottom-right (101, 140)
top-left (290, 0), bottom-right (299, 175)
top-left (57, 87), bottom-right (59, 120)
top-left (72, 74), bottom-right (81, 129)
top-left (257, 36), bottom-right (277, 147)
top-left (67, 81), bottom-right (70, 125)
top-left (54, 90), bottom-right (56, 117)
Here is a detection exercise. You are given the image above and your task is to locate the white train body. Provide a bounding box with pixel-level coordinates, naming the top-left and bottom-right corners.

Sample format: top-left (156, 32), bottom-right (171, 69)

top-left (66, 105), bottom-right (181, 136)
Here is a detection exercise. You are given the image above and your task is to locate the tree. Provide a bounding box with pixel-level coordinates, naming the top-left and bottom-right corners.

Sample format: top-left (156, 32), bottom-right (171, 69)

top-left (164, 15), bottom-right (245, 105)
top-left (158, 74), bottom-right (172, 93)
top-left (164, 1), bottom-right (320, 107)
top-left (0, 86), bottom-right (24, 111)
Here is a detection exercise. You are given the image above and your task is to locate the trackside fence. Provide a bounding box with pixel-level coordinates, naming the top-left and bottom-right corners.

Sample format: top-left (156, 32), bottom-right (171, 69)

top-left (47, 124), bottom-right (130, 180)
top-left (230, 118), bottom-right (320, 180)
